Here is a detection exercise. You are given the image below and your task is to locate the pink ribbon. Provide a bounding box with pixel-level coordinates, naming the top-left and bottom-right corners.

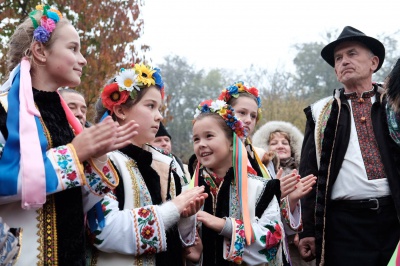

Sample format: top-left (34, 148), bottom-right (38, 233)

top-left (20, 58), bottom-right (45, 210)
top-left (58, 92), bottom-right (83, 135)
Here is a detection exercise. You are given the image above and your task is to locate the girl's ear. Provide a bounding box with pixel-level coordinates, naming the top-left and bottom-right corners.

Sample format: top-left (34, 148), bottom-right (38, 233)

top-left (229, 145), bottom-right (233, 151)
top-left (113, 105), bottom-right (126, 121)
top-left (31, 41), bottom-right (47, 63)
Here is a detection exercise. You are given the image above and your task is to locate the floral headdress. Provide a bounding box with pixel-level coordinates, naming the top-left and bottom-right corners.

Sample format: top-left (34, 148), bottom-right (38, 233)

top-left (218, 81), bottom-right (262, 121)
top-left (194, 99), bottom-right (247, 139)
top-left (29, 5), bottom-right (63, 43)
top-left (101, 64), bottom-right (164, 114)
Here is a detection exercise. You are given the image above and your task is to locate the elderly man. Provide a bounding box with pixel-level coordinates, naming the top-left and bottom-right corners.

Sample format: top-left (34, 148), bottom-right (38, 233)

top-left (59, 88), bottom-right (88, 127)
top-left (298, 26), bottom-right (400, 266)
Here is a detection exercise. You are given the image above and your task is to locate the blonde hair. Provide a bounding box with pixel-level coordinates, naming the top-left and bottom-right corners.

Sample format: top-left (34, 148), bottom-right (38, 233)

top-left (268, 131), bottom-right (290, 145)
top-left (6, 11), bottom-right (70, 74)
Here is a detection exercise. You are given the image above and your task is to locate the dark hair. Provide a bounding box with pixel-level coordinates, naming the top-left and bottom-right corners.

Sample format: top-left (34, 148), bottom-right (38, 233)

top-left (194, 112), bottom-right (233, 143)
top-left (386, 58), bottom-right (400, 113)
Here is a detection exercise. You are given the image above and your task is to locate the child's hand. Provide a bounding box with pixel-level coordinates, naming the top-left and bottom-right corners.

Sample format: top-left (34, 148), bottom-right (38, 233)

top-left (196, 211), bottom-right (225, 232)
top-left (171, 186), bottom-right (208, 217)
top-left (276, 168), bottom-right (298, 198)
top-left (72, 117), bottom-right (139, 162)
top-left (184, 229), bottom-right (202, 262)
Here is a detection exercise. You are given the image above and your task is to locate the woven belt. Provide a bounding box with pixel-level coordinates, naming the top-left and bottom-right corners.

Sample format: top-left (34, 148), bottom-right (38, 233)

top-left (330, 196), bottom-right (393, 210)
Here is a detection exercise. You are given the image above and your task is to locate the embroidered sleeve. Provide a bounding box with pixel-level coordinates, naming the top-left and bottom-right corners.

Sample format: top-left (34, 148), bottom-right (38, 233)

top-left (81, 157), bottom-right (120, 212)
top-left (280, 196), bottom-right (302, 233)
top-left (89, 194), bottom-right (168, 256)
top-left (223, 197), bottom-right (285, 265)
top-left (48, 144), bottom-right (85, 191)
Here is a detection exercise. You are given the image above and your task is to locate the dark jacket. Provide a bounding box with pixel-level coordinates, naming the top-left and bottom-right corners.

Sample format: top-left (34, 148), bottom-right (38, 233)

top-left (299, 85), bottom-right (400, 264)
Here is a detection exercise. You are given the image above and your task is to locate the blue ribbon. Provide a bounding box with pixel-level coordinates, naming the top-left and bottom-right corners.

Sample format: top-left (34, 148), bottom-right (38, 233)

top-left (0, 67), bottom-right (58, 196)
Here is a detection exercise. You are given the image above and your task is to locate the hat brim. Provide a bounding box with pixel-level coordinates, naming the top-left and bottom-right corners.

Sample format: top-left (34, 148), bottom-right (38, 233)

top-left (321, 36), bottom-right (385, 73)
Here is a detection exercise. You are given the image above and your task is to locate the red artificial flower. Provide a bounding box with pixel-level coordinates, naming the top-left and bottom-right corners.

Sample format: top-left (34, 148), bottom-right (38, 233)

top-left (199, 99), bottom-right (213, 107)
top-left (141, 226), bottom-right (155, 239)
top-left (138, 208), bottom-right (151, 218)
top-left (101, 83), bottom-right (130, 113)
top-left (247, 87), bottom-right (259, 97)
top-left (218, 89), bottom-right (229, 101)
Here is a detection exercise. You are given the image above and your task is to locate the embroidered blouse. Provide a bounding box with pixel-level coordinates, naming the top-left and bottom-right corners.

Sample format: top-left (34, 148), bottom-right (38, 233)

top-left (87, 144), bottom-right (196, 266)
top-left (199, 166), bottom-right (286, 266)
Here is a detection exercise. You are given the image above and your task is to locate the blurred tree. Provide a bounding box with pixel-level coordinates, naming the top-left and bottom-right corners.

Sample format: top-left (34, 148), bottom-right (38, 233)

top-left (159, 55), bottom-right (226, 162)
top-left (0, 0), bottom-right (146, 121)
top-left (374, 32), bottom-right (400, 82)
top-left (292, 41), bottom-right (341, 102)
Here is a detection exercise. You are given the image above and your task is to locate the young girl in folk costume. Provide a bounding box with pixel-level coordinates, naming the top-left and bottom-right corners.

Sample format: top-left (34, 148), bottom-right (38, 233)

top-left (253, 121), bottom-right (316, 266)
top-left (0, 5), bottom-right (138, 265)
top-left (88, 64), bottom-right (207, 265)
top-left (218, 82), bottom-right (316, 264)
top-left (191, 99), bottom-right (285, 265)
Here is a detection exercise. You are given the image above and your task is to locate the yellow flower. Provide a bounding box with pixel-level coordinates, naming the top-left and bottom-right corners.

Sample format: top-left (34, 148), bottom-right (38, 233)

top-left (135, 64), bottom-right (156, 87)
top-left (36, 5), bottom-right (44, 11)
top-left (236, 82), bottom-right (245, 92)
top-left (218, 108), bottom-right (227, 116)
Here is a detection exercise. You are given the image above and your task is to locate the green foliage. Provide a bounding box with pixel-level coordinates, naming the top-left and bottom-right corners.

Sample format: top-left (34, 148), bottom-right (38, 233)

top-left (159, 55), bottom-right (227, 162)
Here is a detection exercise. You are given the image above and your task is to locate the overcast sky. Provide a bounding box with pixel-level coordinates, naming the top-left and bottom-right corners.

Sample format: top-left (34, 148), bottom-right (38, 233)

top-left (141, 0), bottom-right (400, 72)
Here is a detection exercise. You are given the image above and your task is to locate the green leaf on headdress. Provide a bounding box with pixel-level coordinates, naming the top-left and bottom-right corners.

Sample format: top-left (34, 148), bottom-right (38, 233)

top-left (130, 90), bottom-right (137, 99)
top-left (29, 14), bottom-right (38, 28)
top-left (232, 94), bottom-right (239, 98)
top-left (43, 5), bottom-right (50, 16)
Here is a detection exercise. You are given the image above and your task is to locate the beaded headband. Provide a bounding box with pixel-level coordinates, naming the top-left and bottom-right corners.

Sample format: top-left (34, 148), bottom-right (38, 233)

top-left (193, 99), bottom-right (247, 139)
top-left (29, 5), bottom-right (63, 43)
top-left (218, 81), bottom-right (262, 121)
top-left (101, 64), bottom-right (164, 114)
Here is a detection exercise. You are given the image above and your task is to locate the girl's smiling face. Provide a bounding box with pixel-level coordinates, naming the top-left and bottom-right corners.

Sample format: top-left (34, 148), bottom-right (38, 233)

top-left (193, 115), bottom-right (232, 177)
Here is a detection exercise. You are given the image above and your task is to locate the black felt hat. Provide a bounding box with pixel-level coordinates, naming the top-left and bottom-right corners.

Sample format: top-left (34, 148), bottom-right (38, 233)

top-left (321, 26), bottom-right (385, 72)
top-left (156, 122), bottom-right (171, 140)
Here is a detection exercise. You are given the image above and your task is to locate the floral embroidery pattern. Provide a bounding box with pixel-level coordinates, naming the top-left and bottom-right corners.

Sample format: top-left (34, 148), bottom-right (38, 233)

top-left (54, 146), bottom-right (80, 189)
top-left (280, 197), bottom-right (302, 231)
top-left (350, 95), bottom-right (385, 180)
top-left (258, 221), bottom-right (282, 261)
top-left (84, 162), bottom-right (112, 196)
top-left (135, 207), bottom-right (160, 254)
top-left (226, 219), bottom-right (246, 264)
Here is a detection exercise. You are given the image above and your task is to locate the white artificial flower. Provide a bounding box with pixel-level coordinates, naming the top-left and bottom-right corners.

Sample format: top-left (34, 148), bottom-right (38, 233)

top-left (115, 69), bottom-right (137, 92)
top-left (210, 99), bottom-right (226, 111)
top-left (194, 108), bottom-right (201, 118)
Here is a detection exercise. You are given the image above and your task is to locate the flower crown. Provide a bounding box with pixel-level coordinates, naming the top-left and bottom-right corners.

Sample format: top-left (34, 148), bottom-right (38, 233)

top-left (218, 81), bottom-right (262, 121)
top-left (29, 5), bottom-right (63, 43)
top-left (194, 99), bottom-right (247, 139)
top-left (101, 64), bottom-right (164, 113)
